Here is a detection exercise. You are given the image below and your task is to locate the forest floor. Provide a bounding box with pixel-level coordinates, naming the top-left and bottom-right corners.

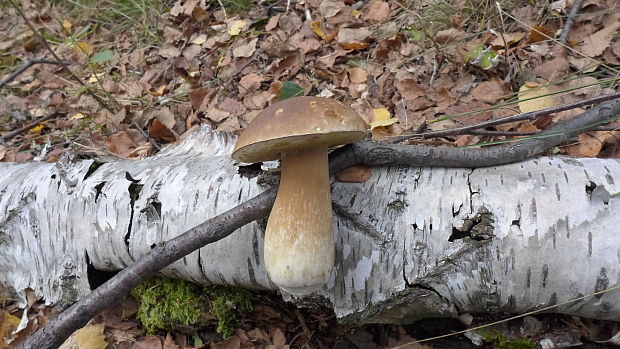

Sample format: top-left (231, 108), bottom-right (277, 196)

top-left (1, 0), bottom-right (620, 348)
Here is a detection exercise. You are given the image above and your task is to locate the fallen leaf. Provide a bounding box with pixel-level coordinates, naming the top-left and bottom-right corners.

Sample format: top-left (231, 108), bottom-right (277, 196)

top-left (296, 38), bottom-right (322, 53)
top-left (233, 38), bottom-right (258, 58)
top-left (395, 79), bottom-right (426, 100)
top-left (490, 32), bottom-right (525, 47)
top-left (533, 56), bottom-right (569, 80)
top-left (370, 108), bottom-right (398, 129)
top-left (191, 6), bottom-right (209, 21)
top-left (154, 107), bottom-right (176, 130)
top-left (107, 131), bottom-right (139, 157)
top-left (239, 73), bottom-right (264, 93)
top-left (75, 324), bottom-right (107, 349)
top-left (158, 44), bottom-right (181, 58)
top-left (336, 165), bottom-right (373, 183)
top-left (73, 42), bottom-right (93, 55)
top-left (337, 27), bottom-right (371, 47)
top-left (564, 133), bottom-right (605, 157)
top-left (61, 19), bottom-right (72, 34)
top-left (163, 333), bottom-right (180, 349)
top-left (227, 20), bottom-right (247, 35)
top-left (132, 336), bottom-right (164, 349)
top-left (518, 83), bottom-right (557, 113)
top-left (435, 28), bottom-right (466, 44)
top-left (348, 67), bottom-right (368, 84)
top-left (529, 25), bottom-right (554, 43)
top-left (579, 14), bottom-right (620, 57)
top-left (363, 1), bottom-right (390, 23)
top-left (279, 81), bottom-right (304, 100)
top-left (1, 311), bottom-right (20, 345)
top-left (265, 14), bottom-right (280, 31)
top-left (312, 21), bottom-right (336, 42)
top-left (212, 336), bottom-right (240, 349)
top-left (470, 78), bottom-right (507, 104)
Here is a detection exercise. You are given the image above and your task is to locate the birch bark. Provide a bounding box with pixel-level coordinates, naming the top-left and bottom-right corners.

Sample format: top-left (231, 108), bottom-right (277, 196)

top-left (1, 126), bottom-right (618, 322)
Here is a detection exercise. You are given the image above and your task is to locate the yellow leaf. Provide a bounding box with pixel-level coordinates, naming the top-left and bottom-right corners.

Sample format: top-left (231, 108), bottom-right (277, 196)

top-left (75, 324), bottom-right (108, 349)
top-left (74, 42), bottom-right (93, 56)
top-left (312, 21), bottom-right (329, 41)
top-left (29, 123), bottom-right (46, 133)
top-left (369, 108), bottom-right (398, 129)
top-left (61, 19), bottom-right (72, 34)
top-left (147, 85), bottom-right (166, 96)
top-left (70, 112), bottom-right (87, 120)
top-left (87, 73), bottom-right (104, 83)
top-left (351, 9), bottom-right (362, 19)
top-left (227, 20), bottom-right (247, 35)
top-left (0, 311), bottom-right (21, 342)
top-left (518, 84), bottom-right (557, 113)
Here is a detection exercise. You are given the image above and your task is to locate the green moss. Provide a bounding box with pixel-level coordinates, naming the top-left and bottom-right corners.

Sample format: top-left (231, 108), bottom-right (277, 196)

top-left (131, 276), bottom-right (203, 334)
top-left (131, 277), bottom-right (254, 337)
top-left (479, 329), bottom-right (538, 349)
top-left (205, 285), bottom-right (254, 338)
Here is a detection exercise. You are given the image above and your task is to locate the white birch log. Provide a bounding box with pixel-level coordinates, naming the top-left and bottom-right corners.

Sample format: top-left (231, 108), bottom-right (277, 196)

top-left (0, 126), bottom-right (618, 323)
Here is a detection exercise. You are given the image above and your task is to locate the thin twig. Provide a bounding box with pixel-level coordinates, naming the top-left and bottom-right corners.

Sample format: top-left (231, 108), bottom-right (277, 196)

top-left (7, 0), bottom-right (120, 113)
top-left (0, 59), bottom-right (73, 89)
top-left (559, 0), bottom-right (585, 44)
top-left (461, 125), bottom-right (619, 137)
top-left (388, 91), bottom-right (620, 143)
top-left (0, 112), bottom-right (59, 144)
top-left (132, 121), bottom-right (162, 151)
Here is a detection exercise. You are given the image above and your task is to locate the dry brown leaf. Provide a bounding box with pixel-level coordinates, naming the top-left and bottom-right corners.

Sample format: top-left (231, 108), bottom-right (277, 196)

top-left (533, 56), bottom-right (570, 80)
top-left (107, 131), bottom-right (139, 157)
top-left (470, 78), bottom-right (507, 104)
top-left (158, 44), bottom-right (181, 59)
top-left (191, 6), bottom-right (209, 21)
top-left (363, 1), bottom-right (390, 23)
top-left (564, 133), bottom-right (605, 157)
top-left (578, 14), bottom-right (620, 57)
top-left (337, 27), bottom-right (371, 46)
top-left (320, 0), bottom-right (346, 18)
top-left (266, 14), bottom-right (281, 31)
top-left (347, 67), bottom-right (368, 84)
top-left (270, 327), bottom-right (287, 345)
top-left (162, 333), bottom-right (180, 349)
top-left (239, 73), bottom-right (264, 93)
top-left (529, 25), bottom-right (554, 44)
top-left (395, 79), bottom-right (426, 100)
top-left (154, 107), bottom-right (176, 130)
top-left (490, 32), bottom-right (525, 47)
top-left (132, 336), bottom-right (164, 349)
top-left (149, 119), bottom-right (176, 142)
top-left (296, 38), bottom-right (322, 53)
top-left (232, 38), bottom-right (258, 58)
top-left (212, 336), bottom-right (241, 349)
top-left (434, 28), bottom-right (466, 44)
top-left (336, 166), bottom-right (373, 183)
top-left (567, 56), bottom-right (599, 72)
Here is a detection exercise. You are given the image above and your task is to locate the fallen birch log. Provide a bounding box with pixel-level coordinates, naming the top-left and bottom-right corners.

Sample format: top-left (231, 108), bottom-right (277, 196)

top-left (1, 124), bottom-right (619, 325)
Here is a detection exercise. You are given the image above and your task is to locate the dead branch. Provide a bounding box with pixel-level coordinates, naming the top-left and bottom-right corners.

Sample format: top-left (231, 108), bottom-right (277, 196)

top-left (0, 59), bottom-right (73, 89)
top-left (0, 111), bottom-right (60, 144)
top-left (559, 0), bottom-right (585, 44)
top-left (388, 91), bottom-right (620, 143)
top-left (18, 98), bottom-right (620, 349)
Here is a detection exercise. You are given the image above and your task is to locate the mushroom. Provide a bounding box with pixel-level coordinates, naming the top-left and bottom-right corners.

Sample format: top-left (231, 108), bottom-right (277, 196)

top-left (232, 96), bottom-right (367, 293)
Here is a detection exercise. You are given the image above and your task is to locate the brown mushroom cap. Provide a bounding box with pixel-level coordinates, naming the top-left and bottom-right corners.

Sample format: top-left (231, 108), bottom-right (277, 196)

top-left (232, 96), bottom-right (367, 163)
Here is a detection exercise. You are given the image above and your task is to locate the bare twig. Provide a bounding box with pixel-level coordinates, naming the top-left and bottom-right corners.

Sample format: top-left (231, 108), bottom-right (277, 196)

top-left (18, 98), bottom-right (620, 349)
top-left (0, 112), bottom-right (60, 144)
top-left (388, 91), bottom-right (620, 143)
top-left (559, 0), bottom-right (585, 44)
top-left (0, 59), bottom-right (73, 89)
top-left (132, 121), bottom-right (162, 151)
top-left (7, 0), bottom-right (120, 112)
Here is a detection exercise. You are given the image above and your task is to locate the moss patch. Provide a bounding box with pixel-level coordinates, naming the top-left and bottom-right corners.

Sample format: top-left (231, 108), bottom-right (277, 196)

top-left (131, 276), bottom-right (203, 334)
top-left (206, 285), bottom-right (254, 338)
top-left (479, 329), bottom-right (538, 349)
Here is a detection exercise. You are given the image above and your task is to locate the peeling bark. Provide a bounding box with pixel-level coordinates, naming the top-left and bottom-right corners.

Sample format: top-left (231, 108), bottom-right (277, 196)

top-left (1, 125), bottom-right (620, 328)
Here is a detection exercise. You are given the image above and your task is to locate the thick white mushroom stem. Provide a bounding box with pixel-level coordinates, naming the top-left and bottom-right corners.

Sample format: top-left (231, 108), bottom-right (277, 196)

top-left (264, 146), bottom-right (335, 293)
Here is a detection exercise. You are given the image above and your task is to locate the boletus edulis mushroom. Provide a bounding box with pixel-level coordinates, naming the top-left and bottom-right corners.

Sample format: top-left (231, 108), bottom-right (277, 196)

top-left (231, 96), bottom-right (367, 293)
